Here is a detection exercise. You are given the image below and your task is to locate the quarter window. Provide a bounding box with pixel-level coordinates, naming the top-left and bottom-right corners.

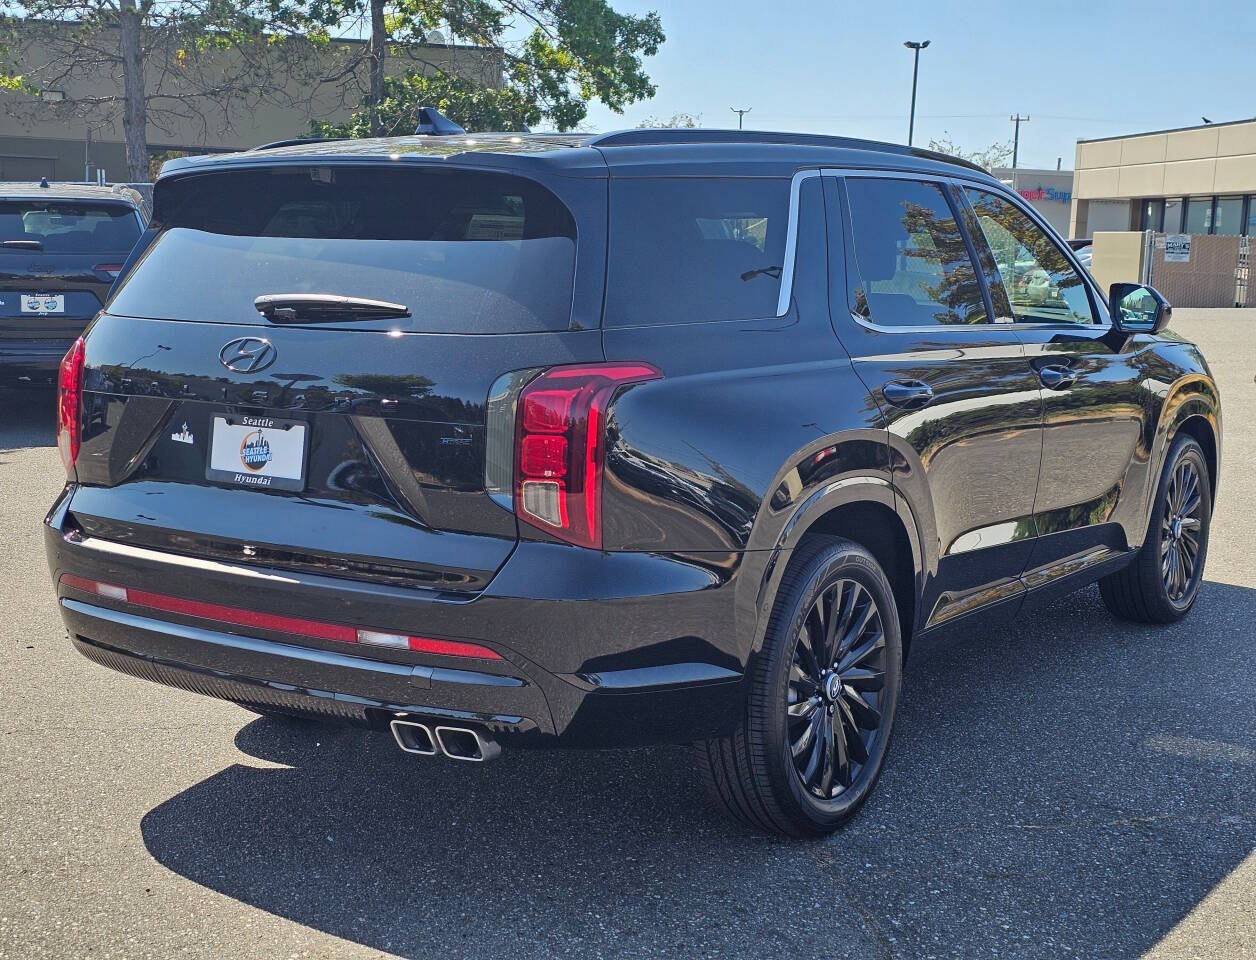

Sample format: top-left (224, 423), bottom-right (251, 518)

top-left (844, 178), bottom-right (987, 326)
top-left (965, 189), bottom-right (1095, 325)
top-left (603, 178), bottom-right (789, 327)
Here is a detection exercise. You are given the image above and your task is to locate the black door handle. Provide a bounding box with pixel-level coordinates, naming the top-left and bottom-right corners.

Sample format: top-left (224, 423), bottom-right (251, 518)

top-left (881, 379), bottom-right (934, 410)
top-left (1038, 365), bottom-right (1076, 390)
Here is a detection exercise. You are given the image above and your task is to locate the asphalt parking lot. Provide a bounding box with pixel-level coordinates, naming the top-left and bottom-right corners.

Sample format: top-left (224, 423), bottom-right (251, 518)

top-left (1, 309), bottom-right (1253, 960)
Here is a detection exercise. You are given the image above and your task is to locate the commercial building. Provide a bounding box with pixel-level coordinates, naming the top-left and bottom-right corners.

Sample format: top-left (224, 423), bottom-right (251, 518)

top-left (991, 166), bottom-right (1074, 237)
top-left (1070, 118), bottom-right (1256, 239)
top-left (0, 26), bottom-right (500, 182)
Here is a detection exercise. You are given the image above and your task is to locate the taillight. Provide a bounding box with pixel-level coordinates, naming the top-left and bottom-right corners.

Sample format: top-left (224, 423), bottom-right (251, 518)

top-left (93, 262), bottom-right (123, 279)
top-left (56, 336), bottom-right (85, 477)
top-left (514, 362), bottom-right (661, 549)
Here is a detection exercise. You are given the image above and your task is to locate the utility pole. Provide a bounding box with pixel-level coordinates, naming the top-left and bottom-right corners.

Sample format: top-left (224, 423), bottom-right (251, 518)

top-left (730, 107), bottom-right (752, 130)
top-left (1010, 114), bottom-right (1030, 169)
top-left (903, 40), bottom-right (930, 146)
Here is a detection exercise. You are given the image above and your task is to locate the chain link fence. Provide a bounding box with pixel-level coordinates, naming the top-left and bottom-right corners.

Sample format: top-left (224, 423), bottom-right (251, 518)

top-left (1147, 233), bottom-right (1253, 308)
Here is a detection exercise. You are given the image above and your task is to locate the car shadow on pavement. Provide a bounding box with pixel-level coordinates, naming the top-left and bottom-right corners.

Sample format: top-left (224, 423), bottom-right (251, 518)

top-left (0, 386), bottom-right (56, 451)
top-left (140, 583), bottom-right (1256, 959)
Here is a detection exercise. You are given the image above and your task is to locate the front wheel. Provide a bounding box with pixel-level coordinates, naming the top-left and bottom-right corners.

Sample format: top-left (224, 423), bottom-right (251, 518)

top-left (695, 536), bottom-right (903, 837)
top-left (1100, 435), bottom-right (1212, 623)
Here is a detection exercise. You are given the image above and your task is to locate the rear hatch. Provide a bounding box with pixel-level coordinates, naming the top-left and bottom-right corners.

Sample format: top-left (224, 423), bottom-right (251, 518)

top-left (0, 198), bottom-right (141, 342)
top-left (70, 159), bottom-right (605, 594)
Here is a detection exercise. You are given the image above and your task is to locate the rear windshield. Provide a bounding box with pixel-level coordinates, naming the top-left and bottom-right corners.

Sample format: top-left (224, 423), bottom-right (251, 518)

top-left (0, 201), bottom-right (141, 253)
top-left (603, 177), bottom-right (790, 327)
top-left (110, 167), bottom-right (577, 333)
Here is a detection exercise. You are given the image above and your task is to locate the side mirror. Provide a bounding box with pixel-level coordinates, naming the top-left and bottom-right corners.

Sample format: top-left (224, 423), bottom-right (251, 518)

top-left (1109, 282), bottom-right (1171, 334)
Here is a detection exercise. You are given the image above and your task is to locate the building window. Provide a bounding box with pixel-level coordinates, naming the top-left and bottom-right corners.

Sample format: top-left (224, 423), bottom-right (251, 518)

top-left (1140, 199), bottom-right (1164, 231)
top-left (1213, 197), bottom-right (1244, 235)
top-left (1246, 197), bottom-right (1256, 237)
top-left (1184, 198), bottom-right (1212, 234)
top-left (1163, 199), bottom-right (1183, 232)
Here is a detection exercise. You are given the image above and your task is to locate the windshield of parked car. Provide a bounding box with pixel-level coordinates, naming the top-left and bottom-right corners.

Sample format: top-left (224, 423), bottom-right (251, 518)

top-left (0, 201), bottom-right (141, 252)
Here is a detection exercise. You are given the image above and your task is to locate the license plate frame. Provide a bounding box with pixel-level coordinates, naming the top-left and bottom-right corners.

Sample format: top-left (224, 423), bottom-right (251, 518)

top-left (20, 294), bottom-right (65, 314)
top-left (205, 414), bottom-right (309, 492)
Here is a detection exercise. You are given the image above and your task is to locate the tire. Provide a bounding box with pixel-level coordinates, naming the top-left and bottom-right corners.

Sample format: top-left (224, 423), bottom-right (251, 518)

top-left (695, 535), bottom-right (903, 837)
top-left (1100, 435), bottom-right (1212, 624)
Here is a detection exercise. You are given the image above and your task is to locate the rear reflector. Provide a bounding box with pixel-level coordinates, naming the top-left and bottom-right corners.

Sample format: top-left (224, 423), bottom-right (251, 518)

top-left (58, 574), bottom-right (501, 659)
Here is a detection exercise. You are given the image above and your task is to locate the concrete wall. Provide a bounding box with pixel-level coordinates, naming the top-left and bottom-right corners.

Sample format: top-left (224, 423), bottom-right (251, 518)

top-left (1090, 231), bottom-right (1147, 297)
top-left (0, 24), bottom-right (501, 182)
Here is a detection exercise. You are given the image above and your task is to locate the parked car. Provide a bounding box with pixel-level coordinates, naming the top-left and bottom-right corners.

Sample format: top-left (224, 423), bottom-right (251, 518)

top-left (44, 126), bottom-right (1221, 837)
top-left (1, 181), bottom-right (146, 383)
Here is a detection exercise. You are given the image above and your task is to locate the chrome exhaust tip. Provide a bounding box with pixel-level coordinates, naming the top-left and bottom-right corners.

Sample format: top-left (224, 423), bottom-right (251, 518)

top-left (434, 725), bottom-right (502, 763)
top-left (390, 719), bottom-right (437, 755)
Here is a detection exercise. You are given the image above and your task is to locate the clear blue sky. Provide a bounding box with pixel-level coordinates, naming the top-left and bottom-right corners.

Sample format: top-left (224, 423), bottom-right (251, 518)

top-left (580, 0), bottom-right (1256, 170)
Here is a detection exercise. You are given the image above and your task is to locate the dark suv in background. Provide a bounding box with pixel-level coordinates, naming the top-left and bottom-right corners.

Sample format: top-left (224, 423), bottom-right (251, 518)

top-left (44, 127), bottom-right (1220, 836)
top-left (1, 181), bottom-right (146, 383)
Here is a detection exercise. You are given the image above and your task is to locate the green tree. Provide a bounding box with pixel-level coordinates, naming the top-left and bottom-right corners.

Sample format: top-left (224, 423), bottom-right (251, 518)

top-left (0, 0), bottom-right (322, 181)
top-left (310, 0), bottom-right (663, 136)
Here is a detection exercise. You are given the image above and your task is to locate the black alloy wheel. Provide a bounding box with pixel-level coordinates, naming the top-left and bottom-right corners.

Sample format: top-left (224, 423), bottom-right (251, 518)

top-left (1160, 455), bottom-right (1204, 605)
top-left (1100, 434), bottom-right (1212, 624)
top-left (787, 578), bottom-right (887, 800)
top-left (695, 535), bottom-right (902, 837)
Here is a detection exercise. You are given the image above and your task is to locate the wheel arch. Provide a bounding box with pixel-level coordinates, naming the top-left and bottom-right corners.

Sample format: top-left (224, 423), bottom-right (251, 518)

top-left (1174, 414), bottom-right (1219, 505)
top-left (752, 477), bottom-right (924, 662)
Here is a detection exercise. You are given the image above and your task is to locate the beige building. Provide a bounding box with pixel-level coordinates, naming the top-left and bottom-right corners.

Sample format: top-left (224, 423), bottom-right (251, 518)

top-left (0, 26), bottom-right (501, 183)
top-left (1071, 117), bottom-right (1256, 239)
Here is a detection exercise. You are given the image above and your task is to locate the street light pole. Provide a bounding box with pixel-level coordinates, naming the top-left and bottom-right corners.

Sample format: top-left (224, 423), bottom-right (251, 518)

top-left (730, 107), bottom-right (752, 130)
top-left (903, 40), bottom-right (930, 146)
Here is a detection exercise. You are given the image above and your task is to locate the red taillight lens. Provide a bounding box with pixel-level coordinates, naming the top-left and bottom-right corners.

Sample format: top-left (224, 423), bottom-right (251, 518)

top-left (58, 575), bottom-right (502, 660)
top-left (514, 362), bottom-right (661, 549)
top-left (93, 263), bottom-right (123, 279)
top-left (57, 336), bottom-right (85, 477)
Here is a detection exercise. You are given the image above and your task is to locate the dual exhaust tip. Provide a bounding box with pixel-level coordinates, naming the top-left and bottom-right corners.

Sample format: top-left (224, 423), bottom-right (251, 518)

top-left (390, 719), bottom-right (502, 763)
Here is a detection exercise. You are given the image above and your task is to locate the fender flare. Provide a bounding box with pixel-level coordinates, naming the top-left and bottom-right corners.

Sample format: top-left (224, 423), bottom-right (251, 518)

top-left (742, 472), bottom-right (925, 663)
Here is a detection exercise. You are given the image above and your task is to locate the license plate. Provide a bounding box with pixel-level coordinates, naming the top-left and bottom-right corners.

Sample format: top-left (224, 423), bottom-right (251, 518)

top-left (205, 415), bottom-right (307, 492)
top-left (20, 294), bottom-right (64, 314)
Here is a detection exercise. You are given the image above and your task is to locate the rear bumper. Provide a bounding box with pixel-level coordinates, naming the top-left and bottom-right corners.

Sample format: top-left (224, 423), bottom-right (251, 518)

top-left (0, 337), bottom-right (76, 375)
top-left (45, 495), bottom-right (750, 748)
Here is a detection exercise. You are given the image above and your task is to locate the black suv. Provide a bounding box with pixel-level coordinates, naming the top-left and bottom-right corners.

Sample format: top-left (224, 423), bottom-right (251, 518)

top-left (44, 128), bottom-right (1221, 836)
top-left (2, 181), bottom-right (146, 382)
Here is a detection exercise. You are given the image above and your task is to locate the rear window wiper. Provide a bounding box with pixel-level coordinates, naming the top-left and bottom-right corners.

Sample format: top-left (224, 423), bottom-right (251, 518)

top-left (2, 239), bottom-right (43, 250)
top-left (253, 293), bottom-right (412, 323)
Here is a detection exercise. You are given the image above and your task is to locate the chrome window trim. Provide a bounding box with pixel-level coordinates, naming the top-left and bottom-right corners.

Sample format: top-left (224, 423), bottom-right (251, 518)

top-left (775, 169), bottom-right (822, 317)
top-left (773, 165), bottom-right (1113, 335)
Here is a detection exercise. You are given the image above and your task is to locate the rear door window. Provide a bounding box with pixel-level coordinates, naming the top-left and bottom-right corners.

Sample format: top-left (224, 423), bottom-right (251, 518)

top-left (0, 201), bottom-right (141, 253)
top-left (844, 178), bottom-right (988, 326)
top-left (603, 177), bottom-right (790, 326)
top-left (110, 167), bottom-right (577, 333)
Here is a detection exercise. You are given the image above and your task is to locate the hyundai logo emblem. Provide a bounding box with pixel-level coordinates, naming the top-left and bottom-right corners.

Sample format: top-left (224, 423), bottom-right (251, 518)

top-left (219, 337), bottom-right (276, 373)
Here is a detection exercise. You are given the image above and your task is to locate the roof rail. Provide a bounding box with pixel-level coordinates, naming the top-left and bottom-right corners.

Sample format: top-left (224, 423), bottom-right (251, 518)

top-left (251, 136), bottom-right (349, 152)
top-left (584, 128), bottom-right (988, 173)
top-left (415, 107), bottom-right (466, 136)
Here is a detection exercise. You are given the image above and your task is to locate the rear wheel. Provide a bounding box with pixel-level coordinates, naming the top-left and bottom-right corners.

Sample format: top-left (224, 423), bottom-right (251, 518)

top-left (695, 536), bottom-right (903, 837)
top-left (1100, 435), bottom-right (1211, 623)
